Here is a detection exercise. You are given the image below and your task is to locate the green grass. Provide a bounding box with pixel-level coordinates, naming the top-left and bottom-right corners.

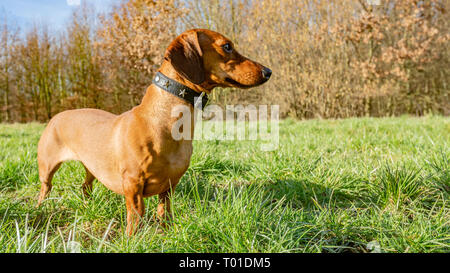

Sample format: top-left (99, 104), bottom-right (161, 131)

top-left (0, 116), bottom-right (449, 253)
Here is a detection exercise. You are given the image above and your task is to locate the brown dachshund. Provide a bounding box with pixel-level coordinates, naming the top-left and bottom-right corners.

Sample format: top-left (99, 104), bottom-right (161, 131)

top-left (36, 29), bottom-right (271, 235)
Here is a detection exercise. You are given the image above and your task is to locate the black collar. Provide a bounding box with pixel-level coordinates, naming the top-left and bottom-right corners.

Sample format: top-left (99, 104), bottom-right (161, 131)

top-left (152, 72), bottom-right (208, 110)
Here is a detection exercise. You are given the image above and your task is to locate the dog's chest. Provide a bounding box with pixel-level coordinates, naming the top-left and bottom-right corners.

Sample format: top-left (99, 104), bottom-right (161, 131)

top-left (142, 139), bottom-right (192, 181)
top-left (139, 140), bottom-right (192, 196)
top-left (164, 141), bottom-right (193, 175)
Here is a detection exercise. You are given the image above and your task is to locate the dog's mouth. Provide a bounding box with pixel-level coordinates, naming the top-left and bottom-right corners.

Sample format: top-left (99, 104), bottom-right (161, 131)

top-left (225, 77), bottom-right (240, 85)
top-left (225, 77), bottom-right (251, 88)
top-left (225, 75), bottom-right (269, 88)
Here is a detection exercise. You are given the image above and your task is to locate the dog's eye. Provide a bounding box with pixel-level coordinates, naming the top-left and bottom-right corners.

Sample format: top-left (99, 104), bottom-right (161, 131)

top-left (222, 43), bottom-right (233, 53)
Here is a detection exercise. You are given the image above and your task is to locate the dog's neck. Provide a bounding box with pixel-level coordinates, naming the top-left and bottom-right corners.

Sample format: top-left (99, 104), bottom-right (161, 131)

top-left (136, 62), bottom-right (212, 139)
top-left (159, 61), bottom-right (213, 93)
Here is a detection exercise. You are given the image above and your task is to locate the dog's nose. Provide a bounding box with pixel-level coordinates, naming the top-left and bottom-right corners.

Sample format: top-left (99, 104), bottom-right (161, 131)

top-left (262, 67), bottom-right (272, 80)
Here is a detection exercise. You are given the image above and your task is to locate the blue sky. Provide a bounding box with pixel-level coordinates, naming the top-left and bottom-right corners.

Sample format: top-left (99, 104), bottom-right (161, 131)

top-left (0, 0), bottom-right (120, 30)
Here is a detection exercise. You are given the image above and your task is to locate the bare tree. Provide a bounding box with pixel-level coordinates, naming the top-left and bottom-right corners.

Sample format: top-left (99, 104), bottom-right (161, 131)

top-left (0, 13), bottom-right (18, 122)
top-left (98, 0), bottom-right (185, 109)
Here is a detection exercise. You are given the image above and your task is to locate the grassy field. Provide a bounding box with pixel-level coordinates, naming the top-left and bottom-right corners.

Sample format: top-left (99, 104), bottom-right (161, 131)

top-left (0, 116), bottom-right (449, 253)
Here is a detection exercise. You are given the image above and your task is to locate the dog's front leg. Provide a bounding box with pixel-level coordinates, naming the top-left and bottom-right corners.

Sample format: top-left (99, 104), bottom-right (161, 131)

top-left (123, 179), bottom-right (145, 236)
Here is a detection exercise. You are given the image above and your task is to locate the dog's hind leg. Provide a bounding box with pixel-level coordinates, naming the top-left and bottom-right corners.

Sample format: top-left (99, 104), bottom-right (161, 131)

top-left (82, 166), bottom-right (95, 198)
top-left (36, 123), bottom-right (71, 207)
top-left (37, 159), bottom-right (62, 206)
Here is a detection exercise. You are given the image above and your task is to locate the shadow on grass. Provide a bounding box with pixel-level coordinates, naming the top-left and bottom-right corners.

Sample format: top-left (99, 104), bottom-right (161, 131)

top-left (175, 167), bottom-right (375, 253)
top-left (180, 165), bottom-right (368, 212)
top-left (0, 131), bottom-right (34, 139)
top-left (0, 133), bottom-right (13, 139)
top-left (0, 161), bottom-right (39, 192)
top-left (267, 177), bottom-right (365, 210)
top-left (189, 157), bottom-right (252, 178)
top-left (0, 196), bottom-right (74, 232)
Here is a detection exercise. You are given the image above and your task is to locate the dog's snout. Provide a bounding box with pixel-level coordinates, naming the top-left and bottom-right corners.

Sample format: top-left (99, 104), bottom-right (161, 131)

top-left (262, 67), bottom-right (272, 80)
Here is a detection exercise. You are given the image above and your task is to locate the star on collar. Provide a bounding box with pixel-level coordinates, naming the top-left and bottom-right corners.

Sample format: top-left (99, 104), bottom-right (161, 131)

top-left (164, 80), bottom-right (170, 88)
top-left (179, 89), bottom-right (186, 97)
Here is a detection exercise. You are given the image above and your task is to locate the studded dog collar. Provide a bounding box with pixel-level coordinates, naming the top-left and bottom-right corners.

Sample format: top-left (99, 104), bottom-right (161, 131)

top-left (152, 72), bottom-right (209, 110)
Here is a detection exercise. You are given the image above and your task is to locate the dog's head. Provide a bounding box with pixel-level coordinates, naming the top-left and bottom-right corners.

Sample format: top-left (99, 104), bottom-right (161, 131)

top-left (164, 29), bottom-right (271, 91)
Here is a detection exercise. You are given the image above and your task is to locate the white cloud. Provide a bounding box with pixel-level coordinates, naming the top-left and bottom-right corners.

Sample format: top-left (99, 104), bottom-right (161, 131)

top-left (67, 0), bottom-right (81, 6)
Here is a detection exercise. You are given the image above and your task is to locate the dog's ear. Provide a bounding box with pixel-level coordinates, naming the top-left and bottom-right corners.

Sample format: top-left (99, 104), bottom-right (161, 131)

top-left (165, 32), bottom-right (205, 85)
